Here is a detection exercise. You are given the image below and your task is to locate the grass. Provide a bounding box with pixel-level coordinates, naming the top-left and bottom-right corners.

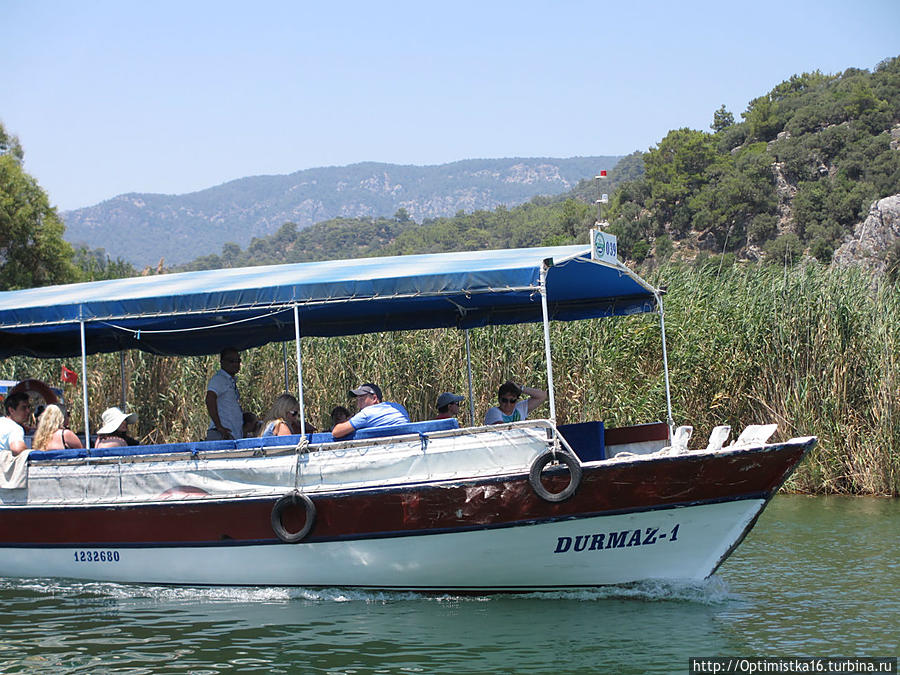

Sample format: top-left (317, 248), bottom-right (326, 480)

top-left (3, 260), bottom-right (897, 495)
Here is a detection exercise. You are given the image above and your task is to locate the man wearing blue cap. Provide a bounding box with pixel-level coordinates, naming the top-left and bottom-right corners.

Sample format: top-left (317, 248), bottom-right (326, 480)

top-left (331, 383), bottom-right (409, 439)
top-left (435, 392), bottom-right (464, 420)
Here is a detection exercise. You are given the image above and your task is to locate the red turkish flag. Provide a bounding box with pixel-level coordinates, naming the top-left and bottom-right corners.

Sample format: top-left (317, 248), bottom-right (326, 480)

top-left (60, 365), bottom-right (78, 385)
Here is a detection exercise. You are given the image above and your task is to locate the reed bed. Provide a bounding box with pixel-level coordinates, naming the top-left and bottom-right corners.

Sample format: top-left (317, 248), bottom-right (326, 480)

top-left (2, 261), bottom-right (897, 495)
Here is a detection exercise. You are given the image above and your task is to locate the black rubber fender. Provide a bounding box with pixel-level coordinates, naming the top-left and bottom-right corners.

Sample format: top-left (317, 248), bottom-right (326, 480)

top-left (270, 491), bottom-right (316, 543)
top-left (528, 449), bottom-right (583, 502)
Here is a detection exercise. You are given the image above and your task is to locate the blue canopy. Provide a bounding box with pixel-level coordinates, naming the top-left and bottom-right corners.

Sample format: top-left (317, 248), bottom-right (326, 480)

top-left (0, 245), bottom-right (657, 358)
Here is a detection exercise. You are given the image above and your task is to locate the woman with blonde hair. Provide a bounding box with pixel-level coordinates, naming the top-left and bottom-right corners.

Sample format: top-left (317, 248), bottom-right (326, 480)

top-left (32, 404), bottom-right (83, 451)
top-left (259, 393), bottom-right (300, 437)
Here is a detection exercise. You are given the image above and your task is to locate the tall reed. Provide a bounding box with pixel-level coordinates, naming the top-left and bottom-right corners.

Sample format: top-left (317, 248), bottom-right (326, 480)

top-left (2, 261), bottom-right (897, 494)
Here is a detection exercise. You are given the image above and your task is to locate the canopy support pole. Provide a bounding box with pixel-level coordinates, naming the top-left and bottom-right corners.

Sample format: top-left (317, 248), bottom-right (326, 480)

top-left (282, 342), bottom-right (290, 393)
top-left (79, 320), bottom-right (91, 449)
top-left (539, 263), bottom-right (557, 423)
top-left (656, 291), bottom-right (674, 436)
top-left (465, 329), bottom-right (475, 425)
top-left (293, 304), bottom-right (306, 435)
top-left (119, 352), bottom-right (127, 409)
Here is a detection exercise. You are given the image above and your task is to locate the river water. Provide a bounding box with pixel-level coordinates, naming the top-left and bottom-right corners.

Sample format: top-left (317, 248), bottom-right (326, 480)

top-left (0, 495), bottom-right (896, 674)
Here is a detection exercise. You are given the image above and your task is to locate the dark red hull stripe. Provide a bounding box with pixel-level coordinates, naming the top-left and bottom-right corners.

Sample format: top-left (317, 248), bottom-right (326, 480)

top-left (605, 421), bottom-right (670, 446)
top-left (0, 441), bottom-right (811, 547)
top-left (0, 490), bottom-right (771, 548)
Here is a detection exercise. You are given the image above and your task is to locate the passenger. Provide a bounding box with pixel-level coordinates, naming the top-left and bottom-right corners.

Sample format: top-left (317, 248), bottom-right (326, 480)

top-left (484, 380), bottom-right (548, 425)
top-left (330, 406), bottom-right (350, 426)
top-left (260, 394), bottom-right (300, 437)
top-left (435, 392), bottom-right (464, 420)
top-left (95, 407), bottom-right (139, 447)
top-left (289, 417), bottom-right (317, 434)
top-left (32, 404), bottom-right (83, 451)
top-left (0, 392), bottom-right (32, 455)
top-left (331, 383), bottom-right (409, 439)
top-left (205, 347), bottom-right (243, 440)
top-left (242, 412), bottom-right (262, 438)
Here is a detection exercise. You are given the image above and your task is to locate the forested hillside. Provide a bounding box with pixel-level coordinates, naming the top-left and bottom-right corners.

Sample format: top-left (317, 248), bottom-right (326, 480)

top-left (62, 157), bottom-right (619, 267)
top-left (607, 56), bottom-right (900, 267)
top-left (6, 57), bottom-right (899, 283)
top-left (180, 57), bottom-right (900, 275)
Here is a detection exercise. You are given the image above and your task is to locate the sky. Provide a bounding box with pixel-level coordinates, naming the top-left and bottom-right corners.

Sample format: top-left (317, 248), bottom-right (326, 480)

top-left (3, 0), bottom-right (898, 212)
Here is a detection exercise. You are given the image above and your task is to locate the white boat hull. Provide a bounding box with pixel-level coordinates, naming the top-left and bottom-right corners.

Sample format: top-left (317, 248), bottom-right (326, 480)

top-left (0, 424), bottom-right (815, 590)
top-left (2, 498), bottom-right (764, 589)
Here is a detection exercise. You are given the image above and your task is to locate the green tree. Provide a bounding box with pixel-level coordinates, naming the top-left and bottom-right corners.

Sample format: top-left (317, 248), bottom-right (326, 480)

top-left (73, 246), bottom-right (138, 281)
top-left (764, 232), bottom-right (803, 266)
top-left (743, 95), bottom-right (783, 141)
top-left (0, 122), bottom-right (77, 289)
top-left (711, 105), bottom-right (735, 133)
top-left (642, 128), bottom-right (719, 234)
top-left (0, 126), bottom-right (25, 162)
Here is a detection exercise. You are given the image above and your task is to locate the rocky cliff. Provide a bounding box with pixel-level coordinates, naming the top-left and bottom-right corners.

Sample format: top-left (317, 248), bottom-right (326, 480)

top-left (832, 194), bottom-right (900, 276)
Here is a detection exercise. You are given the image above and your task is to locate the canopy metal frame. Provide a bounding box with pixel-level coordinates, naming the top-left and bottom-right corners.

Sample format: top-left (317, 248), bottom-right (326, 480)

top-left (6, 245), bottom-right (671, 442)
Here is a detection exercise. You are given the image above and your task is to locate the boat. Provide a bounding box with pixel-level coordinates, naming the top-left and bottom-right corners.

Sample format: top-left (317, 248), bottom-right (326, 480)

top-left (0, 233), bottom-right (815, 590)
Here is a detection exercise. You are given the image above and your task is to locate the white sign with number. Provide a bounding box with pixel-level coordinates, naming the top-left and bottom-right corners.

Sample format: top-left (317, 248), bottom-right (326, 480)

top-left (591, 229), bottom-right (618, 264)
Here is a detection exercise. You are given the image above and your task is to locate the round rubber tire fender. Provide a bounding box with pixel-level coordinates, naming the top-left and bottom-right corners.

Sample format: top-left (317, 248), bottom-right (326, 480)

top-left (528, 449), bottom-right (583, 503)
top-left (8, 379), bottom-right (59, 405)
top-left (270, 491), bottom-right (316, 543)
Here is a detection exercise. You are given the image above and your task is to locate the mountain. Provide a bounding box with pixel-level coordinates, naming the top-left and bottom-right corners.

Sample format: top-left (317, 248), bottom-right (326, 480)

top-left (62, 157), bottom-right (619, 267)
top-left (174, 57), bottom-right (900, 276)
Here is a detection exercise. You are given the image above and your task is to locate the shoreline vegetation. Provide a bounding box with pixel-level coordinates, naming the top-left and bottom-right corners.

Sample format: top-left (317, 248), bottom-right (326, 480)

top-left (2, 260), bottom-right (897, 496)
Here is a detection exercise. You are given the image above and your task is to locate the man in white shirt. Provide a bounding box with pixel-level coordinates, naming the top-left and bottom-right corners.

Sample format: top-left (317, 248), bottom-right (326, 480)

top-left (484, 380), bottom-right (547, 425)
top-left (205, 348), bottom-right (243, 440)
top-left (0, 392), bottom-right (32, 455)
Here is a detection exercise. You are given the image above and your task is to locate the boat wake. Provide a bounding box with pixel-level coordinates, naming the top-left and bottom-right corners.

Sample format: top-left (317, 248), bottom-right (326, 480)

top-left (1, 574), bottom-right (736, 605)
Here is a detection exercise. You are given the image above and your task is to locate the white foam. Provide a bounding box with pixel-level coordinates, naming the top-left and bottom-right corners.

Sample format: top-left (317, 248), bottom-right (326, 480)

top-left (2, 575), bottom-right (736, 605)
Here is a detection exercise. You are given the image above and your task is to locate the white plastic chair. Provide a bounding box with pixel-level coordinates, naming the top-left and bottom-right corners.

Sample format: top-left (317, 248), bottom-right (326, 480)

top-left (704, 425), bottom-right (731, 452)
top-left (668, 425), bottom-right (693, 454)
top-left (732, 424), bottom-right (777, 448)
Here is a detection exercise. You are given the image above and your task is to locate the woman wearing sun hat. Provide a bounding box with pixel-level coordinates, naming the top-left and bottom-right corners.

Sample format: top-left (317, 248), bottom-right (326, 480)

top-left (95, 407), bottom-right (139, 448)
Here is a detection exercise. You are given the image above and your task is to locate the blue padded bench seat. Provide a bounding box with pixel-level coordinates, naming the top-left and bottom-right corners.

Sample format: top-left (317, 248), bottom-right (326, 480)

top-left (341, 417), bottom-right (459, 441)
top-left (29, 418), bottom-right (461, 461)
top-left (557, 420), bottom-right (605, 462)
top-left (32, 439), bottom-right (237, 461)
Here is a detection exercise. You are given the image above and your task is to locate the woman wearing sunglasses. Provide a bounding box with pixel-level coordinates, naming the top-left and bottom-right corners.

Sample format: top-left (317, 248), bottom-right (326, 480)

top-left (484, 380), bottom-right (547, 425)
top-left (260, 393), bottom-right (302, 437)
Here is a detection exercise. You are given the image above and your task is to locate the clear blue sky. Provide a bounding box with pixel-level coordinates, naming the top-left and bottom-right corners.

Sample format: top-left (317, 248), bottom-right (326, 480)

top-left (3, 0), bottom-right (898, 211)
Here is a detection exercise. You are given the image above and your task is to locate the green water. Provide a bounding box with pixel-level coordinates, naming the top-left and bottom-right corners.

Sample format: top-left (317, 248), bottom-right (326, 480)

top-left (0, 496), bottom-right (896, 674)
